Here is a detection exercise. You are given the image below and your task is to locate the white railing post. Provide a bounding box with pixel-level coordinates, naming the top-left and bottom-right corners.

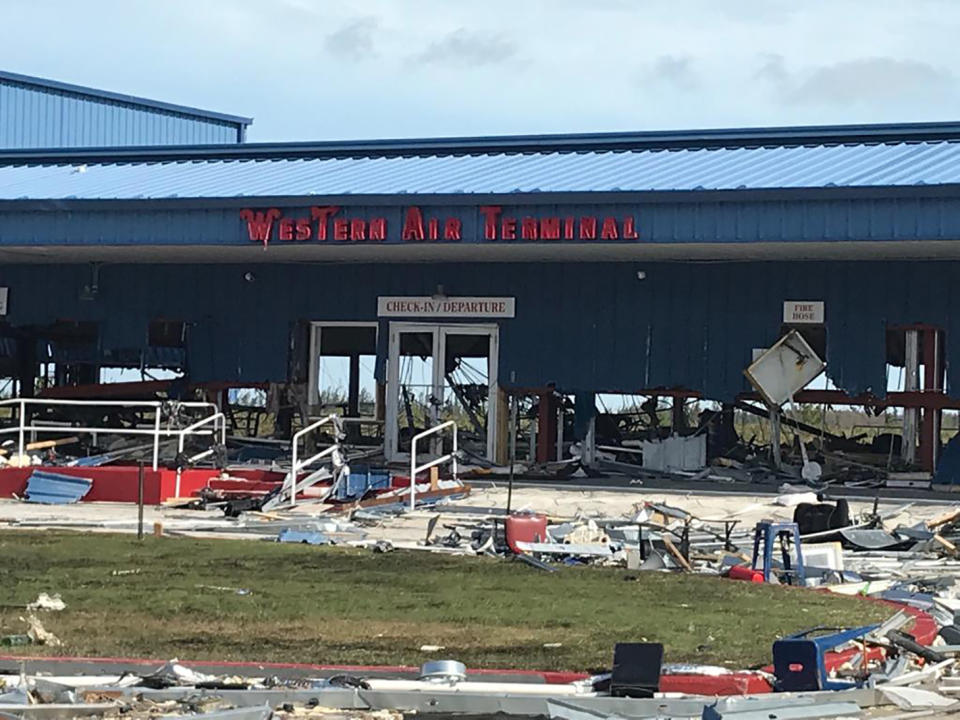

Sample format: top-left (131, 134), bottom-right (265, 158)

top-left (152, 410), bottom-right (161, 471)
top-left (291, 431), bottom-right (300, 508)
top-left (288, 414), bottom-right (339, 508)
top-left (173, 412), bottom-right (225, 498)
top-left (17, 399), bottom-right (25, 460)
top-left (409, 436), bottom-right (418, 511)
top-left (408, 420), bottom-right (458, 512)
top-left (452, 424), bottom-right (458, 482)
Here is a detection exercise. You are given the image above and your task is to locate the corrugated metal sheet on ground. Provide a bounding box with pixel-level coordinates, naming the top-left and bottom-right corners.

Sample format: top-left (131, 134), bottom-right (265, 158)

top-left (2, 141), bottom-right (960, 199)
top-left (24, 470), bottom-right (92, 504)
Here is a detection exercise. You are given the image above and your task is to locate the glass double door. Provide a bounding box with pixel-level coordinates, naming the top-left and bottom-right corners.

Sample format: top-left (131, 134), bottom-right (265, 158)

top-left (385, 323), bottom-right (498, 462)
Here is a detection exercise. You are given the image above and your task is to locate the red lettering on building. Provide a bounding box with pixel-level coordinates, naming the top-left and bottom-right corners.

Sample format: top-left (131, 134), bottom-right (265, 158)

top-left (479, 206), bottom-right (502, 240)
top-left (444, 218), bottom-right (462, 240)
top-left (350, 219), bottom-right (366, 241)
top-left (241, 207), bottom-right (639, 246)
top-left (295, 218), bottom-right (312, 241)
top-left (521, 217), bottom-right (538, 240)
top-left (579, 217), bottom-right (597, 240)
top-left (240, 208), bottom-right (281, 248)
top-left (278, 217), bottom-right (294, 241)
top-left (369, 217), bottom-right (386, 240)
top-left (540, 217), bottom-right (560, 240)
top-left (600, 216), bottom-right (618, 240)
top-left (402, 206), bottom-right (425, 241)
top-left (310, 206), bottom-right (340, 241)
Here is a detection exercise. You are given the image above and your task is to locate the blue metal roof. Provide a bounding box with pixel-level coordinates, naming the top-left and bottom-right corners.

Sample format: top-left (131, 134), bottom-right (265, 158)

top-left (0, 70), bottom-right (253, 127)
top-left (24, 470), bottom-right (92, 504)
top-left (1, 140), bottom-right (960, 200)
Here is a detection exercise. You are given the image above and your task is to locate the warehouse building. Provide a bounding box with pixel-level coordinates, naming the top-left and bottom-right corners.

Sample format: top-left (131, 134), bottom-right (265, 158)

top-left (1, 71), bottom-right (959, 474)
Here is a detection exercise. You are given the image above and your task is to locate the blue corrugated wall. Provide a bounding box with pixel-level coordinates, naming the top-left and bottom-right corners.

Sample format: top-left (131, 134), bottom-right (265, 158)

top-left (0, 82), bottom-right (241, 148)
top-left (0, 260), bottom-right (956, 401)
top-left (3, 197), bottom-right (960, 244)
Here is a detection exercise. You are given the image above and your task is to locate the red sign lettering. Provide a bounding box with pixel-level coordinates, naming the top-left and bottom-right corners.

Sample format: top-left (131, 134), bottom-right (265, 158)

top-left (402, 206), bottom-right (425, 240)
top-left (240, 206), bottom-right (640, 247)
top-left (240, 208), bottom-right (281, 248)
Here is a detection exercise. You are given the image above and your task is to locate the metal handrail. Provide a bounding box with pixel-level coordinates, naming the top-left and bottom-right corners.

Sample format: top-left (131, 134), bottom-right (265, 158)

top-left (0, 398), bottom-right (219, 472)
top-left (409, 420), bottom-right (458, 511)
top-left (173, 412), bottom-right (227, 497)
top-left (288, 414), bottom-right (341, 508)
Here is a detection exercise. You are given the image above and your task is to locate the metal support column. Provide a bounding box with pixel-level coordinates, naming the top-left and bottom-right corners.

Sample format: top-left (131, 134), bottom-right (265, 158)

top-left (902, 329), bottom-right (919, 466)
top-left (919, 329), bottom-right (943, 473)
top-left (536, 392), bottom-right (558, 464)
top-left (770, 406), bottom-right (783, 470)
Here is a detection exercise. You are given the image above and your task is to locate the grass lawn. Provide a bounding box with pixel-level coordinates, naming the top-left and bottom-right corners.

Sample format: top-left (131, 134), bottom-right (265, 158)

top-left (1, 531), bottom-right (892, 671)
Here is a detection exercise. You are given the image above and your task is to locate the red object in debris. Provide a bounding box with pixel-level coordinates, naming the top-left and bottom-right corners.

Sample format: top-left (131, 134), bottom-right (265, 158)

top-left (727, 564), bottom-right (764, 583)
top-left (506, 513), bottom-right (548, 554)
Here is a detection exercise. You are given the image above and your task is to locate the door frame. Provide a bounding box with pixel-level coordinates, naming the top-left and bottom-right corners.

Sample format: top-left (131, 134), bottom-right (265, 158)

top-left (385, 321), bottom-right (499, 462)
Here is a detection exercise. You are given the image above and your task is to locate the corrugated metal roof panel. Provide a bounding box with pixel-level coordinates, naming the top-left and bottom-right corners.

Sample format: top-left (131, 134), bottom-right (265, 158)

top-left (24, 470), bottom-right (92, 504)
top-left (2, 141), bottom-right (960, 200)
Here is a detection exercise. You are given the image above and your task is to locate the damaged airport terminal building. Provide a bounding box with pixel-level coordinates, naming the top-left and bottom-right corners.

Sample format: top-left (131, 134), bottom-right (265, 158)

top-left (2, 69), bottom-right (960, 494)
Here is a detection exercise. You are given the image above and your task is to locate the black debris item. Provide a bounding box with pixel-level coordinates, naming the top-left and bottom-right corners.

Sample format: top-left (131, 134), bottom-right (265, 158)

top-left (939, 625), bottom-right (960, 645)
top-left (194, 681), bottom-right (249, 690)
top-left (222, 496), bottom-right (265, 518)
top-left (441, 526), bottom-right (462, 548)
top-left (793, 499), bottom-right (849, 536)
top-left (886, 630), bottom-right (948, 663)
top-left (610, 642), bottom-right (664, 698)
top-left (174, 452), bottom-right (190, 472)
top-left (282, 704), bottom-right (294, 713)
top-left (325, 675), bottom-right (371, 690)
top-left (137, 675), bottom-right (174, 690)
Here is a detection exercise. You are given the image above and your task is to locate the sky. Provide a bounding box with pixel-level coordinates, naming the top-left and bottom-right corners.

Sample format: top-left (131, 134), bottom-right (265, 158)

top-left (3, 0), bottom-right (960, 142)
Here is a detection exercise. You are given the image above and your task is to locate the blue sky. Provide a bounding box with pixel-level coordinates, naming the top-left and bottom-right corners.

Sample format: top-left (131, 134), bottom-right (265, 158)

top-left (3, 0), bottom-right (959, 142)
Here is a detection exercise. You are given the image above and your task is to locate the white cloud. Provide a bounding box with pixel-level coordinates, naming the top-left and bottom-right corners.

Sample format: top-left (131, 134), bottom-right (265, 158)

top-left (2, 0), bottom-right (960, 140)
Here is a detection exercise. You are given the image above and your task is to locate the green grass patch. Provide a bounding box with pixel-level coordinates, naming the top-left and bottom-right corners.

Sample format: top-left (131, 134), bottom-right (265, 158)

top-left (1, 530), bottom-right (891, 671)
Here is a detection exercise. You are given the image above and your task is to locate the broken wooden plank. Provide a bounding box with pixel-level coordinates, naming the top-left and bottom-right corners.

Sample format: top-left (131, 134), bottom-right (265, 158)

top-left (662, 536), bottom-right (693, 572)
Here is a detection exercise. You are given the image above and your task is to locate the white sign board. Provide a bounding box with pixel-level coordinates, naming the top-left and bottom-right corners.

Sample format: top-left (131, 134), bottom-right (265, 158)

top-left (783, 300), bottom-right (824, 324)
top-left (744, 330), bottom-right (826, 407)
top-left (378, 296), bottom-right (515, 318)
top-left (0, 287), bottom-right (8, 316)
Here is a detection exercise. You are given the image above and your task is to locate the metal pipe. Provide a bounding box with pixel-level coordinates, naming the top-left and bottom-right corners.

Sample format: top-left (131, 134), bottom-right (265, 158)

top-left (17, 399), bottom-right (25, 460)
top-left (152, 411), bottom-right (161, 471)
top-left (137, 461), bottom-right (145, 541)
top-left (289, 414), bottom-right (338, 508)
top-left (409, 420), bottom-right (457, 511)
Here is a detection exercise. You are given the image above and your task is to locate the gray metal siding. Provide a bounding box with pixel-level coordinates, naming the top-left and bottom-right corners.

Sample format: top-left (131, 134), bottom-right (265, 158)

top-left (0, 82), bottom-right (241, 148)
top-left (0, 260), bottom-right (955, 402)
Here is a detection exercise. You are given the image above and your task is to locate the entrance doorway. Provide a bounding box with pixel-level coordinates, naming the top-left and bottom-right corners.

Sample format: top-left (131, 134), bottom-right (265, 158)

top-left (385, 323), bottom-right (499, 462)
top-left (307, 322), bottom-right (380, 444)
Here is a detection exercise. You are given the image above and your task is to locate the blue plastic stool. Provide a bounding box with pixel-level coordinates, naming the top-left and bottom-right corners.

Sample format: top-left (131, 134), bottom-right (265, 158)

top-left (751, 521), bottom-right (806, 586)
top-left (773, 625), bottom-right (878, 691)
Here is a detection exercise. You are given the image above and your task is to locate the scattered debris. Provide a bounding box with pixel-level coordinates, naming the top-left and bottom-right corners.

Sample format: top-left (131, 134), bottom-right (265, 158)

top-left (23, 471), bottom-right (92, 504)
top-left (26, 593), bottom-right (66, 612)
